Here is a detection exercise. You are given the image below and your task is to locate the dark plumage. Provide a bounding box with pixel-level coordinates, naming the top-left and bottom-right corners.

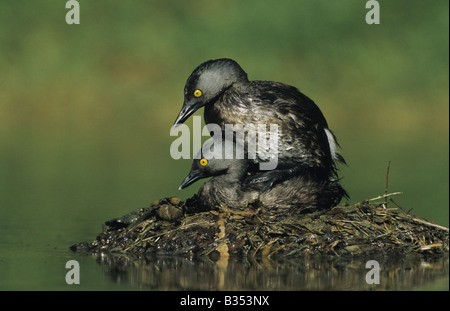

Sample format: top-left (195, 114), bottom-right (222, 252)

top-left (179, 154), bottom-right (347, 212)
top-left (174, 58), bottom-right (345, 189)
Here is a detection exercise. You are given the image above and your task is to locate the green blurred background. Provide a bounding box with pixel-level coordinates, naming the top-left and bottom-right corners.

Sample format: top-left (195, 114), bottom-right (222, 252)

top-left (0, 0), bottom-right (448, 290)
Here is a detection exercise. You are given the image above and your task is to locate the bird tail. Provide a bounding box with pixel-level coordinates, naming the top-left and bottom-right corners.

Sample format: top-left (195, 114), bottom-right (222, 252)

top-left (324, 128), bottom-right (346, 165)
top-left (320, 178), bottom-right (349, 209)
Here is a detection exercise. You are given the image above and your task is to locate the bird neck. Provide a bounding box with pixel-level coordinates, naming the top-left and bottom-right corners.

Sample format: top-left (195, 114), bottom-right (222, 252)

top-left (208, 160), bottom-right (248, 188)
top-left (197, 175), bottom-right (239, 209)
top-left (226, 160), bottom-right (248, 181)
top-left (231, 79), bottom-right (250, 89)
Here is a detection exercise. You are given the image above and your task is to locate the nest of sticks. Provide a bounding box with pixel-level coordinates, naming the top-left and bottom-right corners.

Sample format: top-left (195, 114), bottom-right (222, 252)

top-left (72, 192), bottom-right (449, 260)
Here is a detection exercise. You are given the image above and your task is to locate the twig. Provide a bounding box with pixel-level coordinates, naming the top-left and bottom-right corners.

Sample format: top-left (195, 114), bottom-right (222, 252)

top-left (353, 192), bottom-right (402, 207)
top-left (366, 192), bottom-right (403, 202)
top-left (397, 213), bottom-right (449, 232)
top-left (389, 198), bottom-right (413, 214)
top-left (384, 161), bottom-right (391, 208)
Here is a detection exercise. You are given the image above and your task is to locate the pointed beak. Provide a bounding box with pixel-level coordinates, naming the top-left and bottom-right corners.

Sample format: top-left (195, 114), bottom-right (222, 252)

top-left (173, 100), bottom-right (198, 127)
top-left (178, 169), bottom-right (204, 190)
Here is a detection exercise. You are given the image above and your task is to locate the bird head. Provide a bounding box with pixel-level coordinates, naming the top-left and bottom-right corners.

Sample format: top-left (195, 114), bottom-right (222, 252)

top-left (178, 157), bottom-right (226, 190)
top-left (173, 58), bottom-right (248, 126)
top-left (178, 138), bottom-right (248, 190)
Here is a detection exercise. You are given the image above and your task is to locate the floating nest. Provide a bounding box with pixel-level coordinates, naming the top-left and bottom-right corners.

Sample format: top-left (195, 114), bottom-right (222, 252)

top-left (72, 192), bottom-right (449, 260)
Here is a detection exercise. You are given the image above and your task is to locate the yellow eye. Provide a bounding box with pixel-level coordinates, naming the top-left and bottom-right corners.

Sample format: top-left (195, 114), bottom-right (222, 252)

top-left (194, 89), bottom-right (202, 97)
top-left (200, 158), bottom-right (208, 166)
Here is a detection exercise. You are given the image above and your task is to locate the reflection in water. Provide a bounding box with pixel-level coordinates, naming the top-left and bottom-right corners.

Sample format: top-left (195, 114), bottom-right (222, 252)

top-left (94, 253), bottom-right (448, 290)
